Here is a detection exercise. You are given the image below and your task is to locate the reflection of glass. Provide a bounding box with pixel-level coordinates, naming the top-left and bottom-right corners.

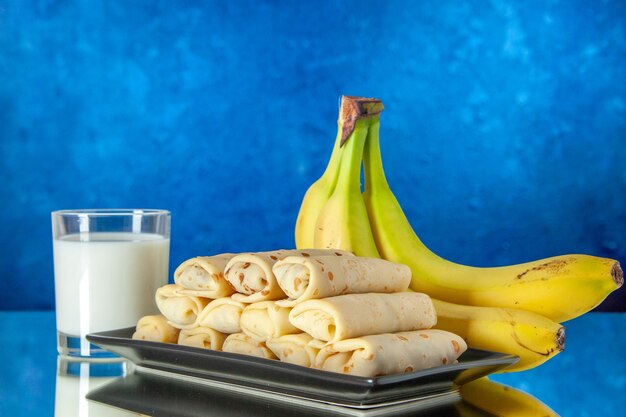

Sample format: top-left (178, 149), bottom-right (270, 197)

top-left (459, 377), bottom-right (560, 417)
top-left (55, 357), bottom-right (135, 417)
top-left (52, 209), bottom-right (170, 358)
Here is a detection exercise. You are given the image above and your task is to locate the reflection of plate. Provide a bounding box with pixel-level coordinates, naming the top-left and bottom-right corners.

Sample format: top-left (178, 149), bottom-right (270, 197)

top-left (87, 327), bottom-right (517, 409)
top-left (87, 370), bottom-right (470, 417)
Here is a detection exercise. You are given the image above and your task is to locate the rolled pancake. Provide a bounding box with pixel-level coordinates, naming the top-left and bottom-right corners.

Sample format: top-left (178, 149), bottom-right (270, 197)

top-left (155, 284), bottom-right (211, 329)
top-left (289, 292), bottom-right (437, 343)
top-left (196, 297), bottom-right (245, 334)
top-left (273, 256), bottom-right (411, 307)
top-left (225, 249), bottom-right (353, 303)
top-left (240, 301), bottom-right (299, 341)
top-left (315, 329), bottom-right (467, 377)
top-left (178, 326), bottom-right (226, 350)
top-left (266, 333), bottom-right (320, 367)
top-left (132, 315), bottom-right (180, 343)
top-left (222, 333), bottom-right (277, 359)
top-left (174, 254), bottom-right (235, 298)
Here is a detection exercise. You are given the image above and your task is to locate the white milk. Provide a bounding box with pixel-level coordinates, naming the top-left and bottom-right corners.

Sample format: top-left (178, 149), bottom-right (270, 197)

top-left (53, 232), bottom-right (169, 336)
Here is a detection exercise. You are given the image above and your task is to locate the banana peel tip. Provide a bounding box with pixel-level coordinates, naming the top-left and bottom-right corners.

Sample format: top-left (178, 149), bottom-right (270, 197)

top-left (556, 327), bottom-right (565, 352)
top-left (612, 261), bottom-right (623, 288)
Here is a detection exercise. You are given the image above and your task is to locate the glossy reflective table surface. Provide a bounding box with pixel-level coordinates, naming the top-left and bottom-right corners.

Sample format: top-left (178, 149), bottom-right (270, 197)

top-left (1, 311), bottom-right (624, 416)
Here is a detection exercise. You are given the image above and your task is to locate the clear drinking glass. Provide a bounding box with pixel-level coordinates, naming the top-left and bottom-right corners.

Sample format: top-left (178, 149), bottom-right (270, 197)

top-left (52, 209), bottom-right (170, 358)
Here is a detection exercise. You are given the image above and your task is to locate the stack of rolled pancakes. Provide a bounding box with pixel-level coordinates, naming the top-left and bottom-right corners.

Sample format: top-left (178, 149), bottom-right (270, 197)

top-left (132, 249), bottom-right (467, 377)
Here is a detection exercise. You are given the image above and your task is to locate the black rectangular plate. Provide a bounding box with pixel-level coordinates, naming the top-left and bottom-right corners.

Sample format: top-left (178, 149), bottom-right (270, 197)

top-left (87, 327), bottom-right (517, 408)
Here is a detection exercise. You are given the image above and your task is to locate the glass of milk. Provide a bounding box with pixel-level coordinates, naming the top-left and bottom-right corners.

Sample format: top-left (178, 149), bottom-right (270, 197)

top-left (52, 209), bottom-right (170, 358)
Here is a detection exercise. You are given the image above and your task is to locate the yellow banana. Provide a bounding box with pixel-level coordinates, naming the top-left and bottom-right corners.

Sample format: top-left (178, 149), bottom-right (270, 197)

top-left (362, 117), bottom-right (623, 322)
top-left (460, 378), bottom-right (560, 417)
top-left (432, 299), bottom-right (564, 372)
top-left (294, 127), bottom-right (343, 249)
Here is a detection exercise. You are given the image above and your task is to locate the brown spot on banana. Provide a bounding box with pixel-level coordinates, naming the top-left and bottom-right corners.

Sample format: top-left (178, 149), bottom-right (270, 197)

top-left (510, 331), bottom-right (549, 357)
top-left (515, 258), bottom-right (574, 280)
top-left (510, 326), bottom-right (565, 357)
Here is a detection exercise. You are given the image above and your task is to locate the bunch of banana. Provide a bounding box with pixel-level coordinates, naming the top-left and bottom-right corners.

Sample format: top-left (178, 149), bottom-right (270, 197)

top-left (296, 96), bottom-right (383, 257)
top-left (294, 95), bottom-right (623, 371)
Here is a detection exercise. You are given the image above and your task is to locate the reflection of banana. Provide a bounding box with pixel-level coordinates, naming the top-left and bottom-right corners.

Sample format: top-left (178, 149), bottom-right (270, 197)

top-left (454, 401), bottom-right (499, 417)
top-left (312, 98), bottom-right (381, 257)
top-left (362, 117), bottom-right (622, 322)
top-left (432, 299), bottom-right (564, 372)
top-left (460, 378), bottom-right (560, 417)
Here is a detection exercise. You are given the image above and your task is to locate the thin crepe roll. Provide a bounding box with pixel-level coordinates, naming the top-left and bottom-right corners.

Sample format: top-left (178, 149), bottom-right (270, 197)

top-left (273, 256), bottom-right (411, 307)
top-left (196, 297), bottom-right (245, 334)
top-left (132, 315), bottom-right (180, 343)
top-left (225, 249), bottom-right (353, 303)
top-left (222, 333), bottom-right (277, 359)
top-left (240, 301), bottom-right (299, 341)
top-left (308, 339), bottom-right (327, 350)
top-left (266, 333), bottom-right (320, 368)
top-left (289, 292), bottom-right (437, 343)
top-left (315, 329), bottom-right (467, 377)
top-left (174, 254), bottom-right (235, 298)
top-left (155, 284), bottom-right (211, 329)
top-left (178, 326), bottom-right (226, 350)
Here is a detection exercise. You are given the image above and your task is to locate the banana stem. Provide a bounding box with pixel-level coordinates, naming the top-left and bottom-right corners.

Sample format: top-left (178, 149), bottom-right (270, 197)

top-left (335, 119), bottom-right (369, 193)
top-left (363, 116), bottom-right (388, 191)
top-left (338, 96), bottom-right (384, 146)
top-left (321, 95), bottom-right (383, 185)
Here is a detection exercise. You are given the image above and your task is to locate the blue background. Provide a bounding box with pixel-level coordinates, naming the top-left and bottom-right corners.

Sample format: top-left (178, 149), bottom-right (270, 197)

top-left (0, 0), bottom-right (625, 310)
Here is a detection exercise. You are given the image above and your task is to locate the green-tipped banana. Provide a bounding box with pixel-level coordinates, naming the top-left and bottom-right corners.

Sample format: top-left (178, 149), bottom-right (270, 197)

top-left (362, 116), bottom-right (622, 322)
top-left (313, 116), bottom-right (379, 257)
top-left (294, 128), bottom-right (343, 249)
